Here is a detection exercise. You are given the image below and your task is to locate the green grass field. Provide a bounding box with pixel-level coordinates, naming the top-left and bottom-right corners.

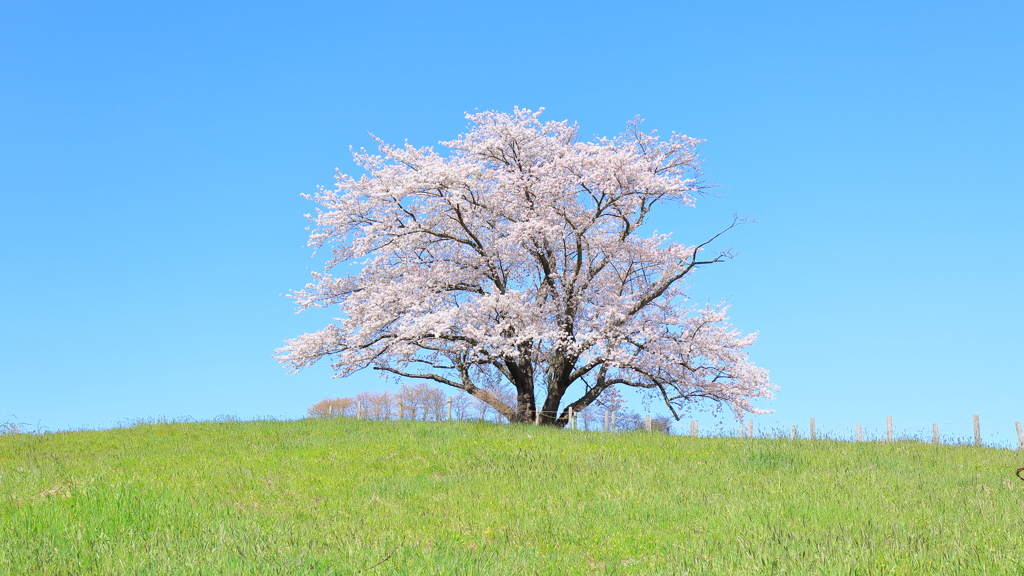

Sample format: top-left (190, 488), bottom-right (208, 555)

top-left (2, 417), bottom-right (1022, 575)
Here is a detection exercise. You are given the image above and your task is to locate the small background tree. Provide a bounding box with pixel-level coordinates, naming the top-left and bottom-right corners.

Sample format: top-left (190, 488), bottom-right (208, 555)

top-left (450, 394), bottom-right (473, 421)
top-left (307, 397), bottom-right (355, 418)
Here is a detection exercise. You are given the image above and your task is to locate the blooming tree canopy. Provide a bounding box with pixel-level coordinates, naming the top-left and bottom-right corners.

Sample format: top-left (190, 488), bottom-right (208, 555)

top-left (277, 108), bottom-right (774, 427)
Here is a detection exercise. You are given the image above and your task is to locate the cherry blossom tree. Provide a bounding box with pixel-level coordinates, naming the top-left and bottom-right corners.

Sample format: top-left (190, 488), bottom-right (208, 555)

top-left (277, 107), bottom-right (775, 427)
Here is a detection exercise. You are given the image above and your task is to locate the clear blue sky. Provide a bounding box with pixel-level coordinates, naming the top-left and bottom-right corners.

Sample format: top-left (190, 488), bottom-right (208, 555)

top-left (2, 0), bottom-right (1022, 445)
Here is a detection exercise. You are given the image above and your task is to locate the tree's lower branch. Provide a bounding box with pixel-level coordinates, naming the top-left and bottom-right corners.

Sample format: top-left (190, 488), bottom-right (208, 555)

top-left (373, 367), bottom-right (466, 391)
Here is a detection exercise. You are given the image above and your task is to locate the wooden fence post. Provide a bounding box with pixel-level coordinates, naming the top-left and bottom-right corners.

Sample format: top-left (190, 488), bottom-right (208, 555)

top-left (973, 414), bottom-right (981, 446)
top-left (357, 401), bottom-right (362, 420)
top-left (747, 420), bottom-right (753, 439)
top-left (568, 407), bottom-right (574, 430)
top-left (792, 425), bottom-right (797, 440)
top-left (810, 418), bottom-right (816, 441)
top-left (690, 420), bottom-right (698, 438)
top-left (856, 424), bottom-right (862, 442)
top-left (932, 423), bottom-right (940, 445)
top-left (886, 416), bottom-right (893, 443)
top-left (1016, 422), bottom-right (1023, 451)
top-left (645, 414), bottom-right (652, 432)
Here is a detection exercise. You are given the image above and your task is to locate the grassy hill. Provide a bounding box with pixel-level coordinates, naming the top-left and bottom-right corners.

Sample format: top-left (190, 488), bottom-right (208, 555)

top-left (1, 417), bottom-right (1022, 575)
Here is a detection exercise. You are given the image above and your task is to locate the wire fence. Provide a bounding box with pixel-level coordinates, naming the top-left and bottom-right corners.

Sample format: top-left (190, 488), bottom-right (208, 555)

top-left (308, 397), bottom-right (668, 431)
top-left (751, 416), bottom-right (1024, 451)
top-left (312, 400), bottom-right (1024, 451)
